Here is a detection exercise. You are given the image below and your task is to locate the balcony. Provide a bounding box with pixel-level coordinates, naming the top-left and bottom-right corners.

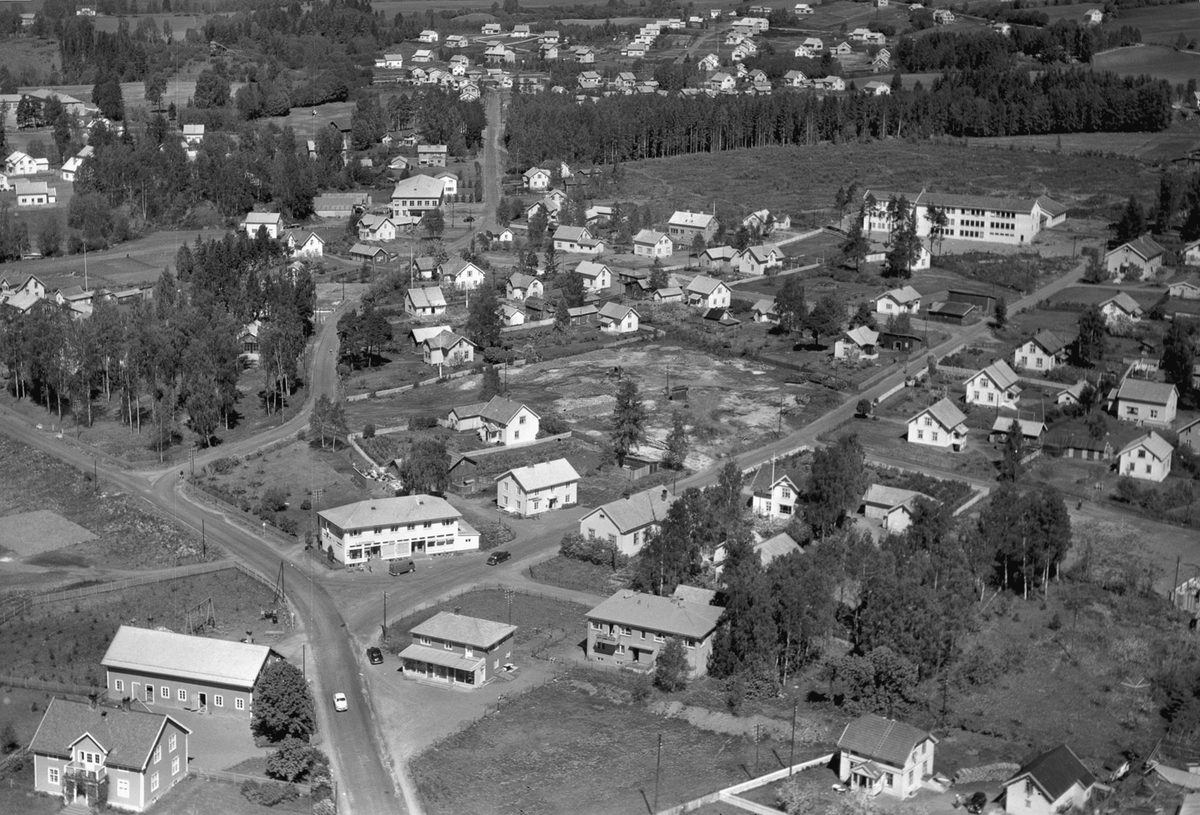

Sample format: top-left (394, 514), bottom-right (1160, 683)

top-left (594, 630), bottom-right (618, 645)
top-left (64, 762), bottom-right (107, 782)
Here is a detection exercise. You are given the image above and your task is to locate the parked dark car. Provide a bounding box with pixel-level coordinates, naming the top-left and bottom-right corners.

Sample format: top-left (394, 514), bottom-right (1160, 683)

top-left (486, 550), bottom-right (511, 566)
top-left (367, 647), bottom-right (383, 665)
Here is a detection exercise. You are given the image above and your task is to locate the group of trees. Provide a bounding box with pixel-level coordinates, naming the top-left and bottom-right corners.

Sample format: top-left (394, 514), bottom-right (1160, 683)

top-left (896, 23), bottom-right (1142, 73)
top-left (0, 232), bottom-right (313, 449)
top-left (72, 116), bottom-right (318, 234)
top-left (772, 276), bottom-right (847, 347)
top-left (504, 67), bottom-right (1171, 168)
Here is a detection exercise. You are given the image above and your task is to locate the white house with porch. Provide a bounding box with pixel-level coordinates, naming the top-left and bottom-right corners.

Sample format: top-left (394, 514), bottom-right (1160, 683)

top-left (495, 459), bottom-right (580, 516)
top-left (837, 713), bottom-right (936, 799)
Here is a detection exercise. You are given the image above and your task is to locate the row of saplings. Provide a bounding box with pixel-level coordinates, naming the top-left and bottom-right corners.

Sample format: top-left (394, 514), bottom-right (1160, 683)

top-left (246, 660), bottom-right (335, 813)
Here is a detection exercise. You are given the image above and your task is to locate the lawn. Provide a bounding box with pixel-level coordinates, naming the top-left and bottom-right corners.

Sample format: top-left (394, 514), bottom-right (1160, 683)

top-left (612, 141), bottom-right (1159, 226)
top-left (410, 667), bottom-right (801, 815)
top-left (0, 435), bottom-right (220, 574)
top-left (1109, 4), bottom-right (1200, 45)
top-left (0, 754), bottom-right (60, 815)
top-left (0, 569), bottom-right (279, 688)
top-left (147, 775), bottom-right (311, 815)
top-left (527, 554), bottom-right (627, 596)
top-left (1092, 44), bottom-right (1200, 85)
top-left (8, 228), bottom-right (228, 293)
top-left (382, 588), bottom-right (588, 655)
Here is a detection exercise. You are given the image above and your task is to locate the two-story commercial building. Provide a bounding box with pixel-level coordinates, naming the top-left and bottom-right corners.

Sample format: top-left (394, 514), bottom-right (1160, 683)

top-left (667, 210), bottom-right (719, 244)
top-left (101, 626), bottom-right (275, 718)
top-left (318, 495), bottom-right (480, 564)
top-left (398, 612), bottom-right (516, 688)
top-left (30, 698), bottom-right (191, 812)
top-left (495, 459), bottom-right (580, 516)
top-left (390, 175), bottom-right (445, 218)
top-left (579, 487), bottom-right (676, 557)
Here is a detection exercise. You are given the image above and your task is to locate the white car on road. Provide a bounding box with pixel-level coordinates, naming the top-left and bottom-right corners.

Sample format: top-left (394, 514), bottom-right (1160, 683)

top-left (333, 693), bottom-right (348, 712)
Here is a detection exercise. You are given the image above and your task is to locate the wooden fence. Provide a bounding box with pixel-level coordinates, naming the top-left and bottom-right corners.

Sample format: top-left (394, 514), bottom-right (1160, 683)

top-left (0, 561), bottom-right (283, 629)
top-left (192, 768), bottom-right (311, 795)
top-left (0, 674), bottom-right (102, 696)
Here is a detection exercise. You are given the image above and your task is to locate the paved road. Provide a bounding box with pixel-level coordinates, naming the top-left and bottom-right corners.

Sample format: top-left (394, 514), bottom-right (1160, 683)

top-left (676, 258), bottom-right (1090, 492)
top-left (478, 90), bottom-right (505, 235)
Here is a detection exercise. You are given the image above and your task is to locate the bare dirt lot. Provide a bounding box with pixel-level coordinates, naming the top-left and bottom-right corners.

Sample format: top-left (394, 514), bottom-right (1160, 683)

top-left (0, 434), bottom-right (218, 578)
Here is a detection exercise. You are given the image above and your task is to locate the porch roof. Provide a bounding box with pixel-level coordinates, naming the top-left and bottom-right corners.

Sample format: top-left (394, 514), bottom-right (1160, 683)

top-left (398, 643), bottom-right (485, 673)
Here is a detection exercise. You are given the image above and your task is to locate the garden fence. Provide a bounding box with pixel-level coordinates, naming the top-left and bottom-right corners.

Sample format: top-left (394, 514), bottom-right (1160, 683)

top-left (0, 675), bottom-right (102, 696)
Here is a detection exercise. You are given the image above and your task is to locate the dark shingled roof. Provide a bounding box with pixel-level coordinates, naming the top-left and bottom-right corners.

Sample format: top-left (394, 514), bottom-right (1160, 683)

top-left (29, 698), bottom-right (188, 772)
top-left (837, 714), bottom-right (934, 769)
top-left (1007, 744), bottom-right (1094, 802)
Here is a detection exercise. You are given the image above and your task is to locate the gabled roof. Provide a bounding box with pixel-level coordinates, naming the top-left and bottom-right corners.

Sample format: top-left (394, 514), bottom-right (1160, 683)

top-left (1006, 744), bottom-right (1094, 803)
top-left (966, 360), bottom-right (1021, 392)
top-left (669, 210), bottom-right (716, 229)
top-left (496, 458), bottom-right (581, 491)
top-left (1036, 195), bottom-right (1068, 217)
top-left (508, 271), bottom-right (540, 289)
top-left (443, 259), bottom-right (483, 279)
top-left (1117, 377), bottom-right (1176, 406)
top-left (911, 397), bottom-right (967, 431)
top-left (991, 417), bottom-right (1047, 438)
top-left (1118, 430), bottom-right (1173, 461)
top-left (554, 225), bottom-right (593, 242)
top-left (1107, 235), bottom-right (1164, 262)
top-left (837, 714), bottom-right (934, 769)
top-left (101, 626), bottom-right (272, 690)
top-left (634, 229), bottom-right (669, 245)
top-left (425, 329), bottom-right (476, 351)
top-left (703, 245), bottom-right (739, 261)
top-left (865, 189), bottom-right (1065, 219)
top-left (587, 590), bottom-right (724, 638)
top-left (523, 166), bottom-right (549, 178)
top-left (243, 211), bottom-right (281, 225)
top-left (580, 487), bottom-right (676, 533)
top-left (471, 395), bottom-right (537, 425)
top-left (861, 484), bottom-right (931, 510)
top-left (575, 260), bottom-right (610, 279)
top-left (599, 302), bottom-right (638, 321)
top-left (1027, 329), bottom-right (1070, 356)
top-left (756, 531), bottom-right (801, 563)
top-left (410, 611), bottom-right (517, 649)
top-left (844, 326), bottom-right (879, 347)
top-left (407, 287), bottom-right (447, 309)
top-left (1100, 292), bottom-right (1142, 314)
top-left (29, 698), bottom-right (188, 772)
top-left (740, 244), bottom-right (779, 263)
top-left (752, 298), bottom-right (778, 315)
top-left (878, 285), bottom-right (921, 305)
top-left (687, 275), bottom-right (727, 296)
top-left (409, 325), bottom-right (451, 345)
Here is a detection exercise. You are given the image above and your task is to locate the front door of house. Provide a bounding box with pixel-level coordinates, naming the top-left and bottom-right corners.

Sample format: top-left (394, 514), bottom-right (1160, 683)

top-left (199, 692), bottom-right (207, 709)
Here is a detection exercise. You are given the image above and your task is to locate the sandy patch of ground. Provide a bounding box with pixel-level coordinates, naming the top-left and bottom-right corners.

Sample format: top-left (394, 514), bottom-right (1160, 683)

top-left (0, 510), bottom-right (97, 557)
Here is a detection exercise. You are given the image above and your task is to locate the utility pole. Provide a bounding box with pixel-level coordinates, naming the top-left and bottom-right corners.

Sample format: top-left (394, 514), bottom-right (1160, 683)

top-left (653, 733), bottom-right (663, 813)
top-left (382, 592), bottom-right (388, 637)
top-left (789, 702), bottom-right (797, 775)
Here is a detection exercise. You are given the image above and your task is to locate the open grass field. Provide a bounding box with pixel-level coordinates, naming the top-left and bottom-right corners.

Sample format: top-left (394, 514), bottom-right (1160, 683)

top-left (527, 554), bottom-right (628, 596)
top-left (1092, 44), bottom-right (1200, 85)
top-left (968, 128), bottom-right (1200, 162)
top-left (410, 667), bottom-right (810, 815)
top-left (0, 38), bottom-right (59, 87)
top-left (1113, 3), bottom-right (1200, 45)
top-left (0, 434), bottom-right (218, 575)
top-left (614, 141), bottom-right (1159, 226)
top-left (4, 227), bottom-right (228, 293)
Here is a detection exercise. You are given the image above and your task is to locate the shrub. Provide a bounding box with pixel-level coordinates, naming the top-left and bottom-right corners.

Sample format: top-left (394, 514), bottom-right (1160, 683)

top-left (363, 423), bottom-right (376, 439)
top-left (559, 532), bottom-right (629, 568)
top-left (209, 457), bottom-right (238, 475)
top-left (260, 487), bottom-right (288, 513)
top-left (409, 415), bottom-right (440, 430)
top-left (300, 499), bottom-right (312, 511)
top-left (277, 516), bottom-right (299, 536)
top-left (540, 413), bottom-right (570, 436)
top-left (240, 780), bottom-right (300, 807)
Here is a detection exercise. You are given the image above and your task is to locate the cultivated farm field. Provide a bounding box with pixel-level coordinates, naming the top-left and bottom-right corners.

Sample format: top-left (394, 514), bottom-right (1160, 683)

top-left (1112, 3), bottom-right (1200, 45)
top-left (1092, 44), bottom-right (1200, 85)
top-left (613, 141), bottom-right (1159, 224)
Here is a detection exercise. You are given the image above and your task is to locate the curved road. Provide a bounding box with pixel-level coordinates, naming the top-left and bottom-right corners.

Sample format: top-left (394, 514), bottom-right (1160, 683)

top-left (0, 302), bottom-right (404, 815)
